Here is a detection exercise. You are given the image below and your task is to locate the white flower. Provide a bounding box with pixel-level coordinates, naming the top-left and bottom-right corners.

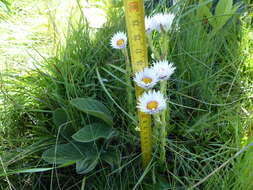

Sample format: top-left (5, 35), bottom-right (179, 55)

top-left (145, 16), bottom-right (155, 35)
top-left (134, 68), bottom-right (158, 89)
top-left (152, 60), bottom-right (175, 81)
top-left (152, 13), bottom-right (175, 32)
top-left (137, 90), bottom-right (166, 114)
top-left (110, 32), bottom-right (127, 49)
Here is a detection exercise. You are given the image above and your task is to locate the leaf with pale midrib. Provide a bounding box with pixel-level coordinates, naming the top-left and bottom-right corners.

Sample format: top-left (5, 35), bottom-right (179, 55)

top-left (42, 142), bottom-right (94, 164)
top-left (53, 108), bottom-right (68, 127)
top-left (70, 98), bottom-right (113, 126)
top-left (76, 156), bottom-right (99, 174)
top-left (72, 123), bottom-right (118, 142)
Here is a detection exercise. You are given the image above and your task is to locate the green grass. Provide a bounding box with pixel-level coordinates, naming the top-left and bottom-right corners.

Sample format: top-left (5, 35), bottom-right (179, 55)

top-left (0, 0), bottom-right (52, 72)
top-left (1, 0), bottom-right (253, 189)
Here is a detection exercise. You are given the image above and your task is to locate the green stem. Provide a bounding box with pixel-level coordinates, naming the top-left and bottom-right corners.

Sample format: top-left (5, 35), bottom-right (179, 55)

top-left (161, 31), bottom-right (169, 60)
top-left (160, 116), bottom-right (167, 164)
top-left (153, 113), bottom-right (161, 150)
top-left (122, 48), bottom-right (134, 114)
top-left (154, 111), bottom-right (167, 165)
top-left (160, 80), bottom-right (168, 164)
top-left (147, 34), bottom-right (160, 60)
top-left (158, 29), bottom-right (170, 165)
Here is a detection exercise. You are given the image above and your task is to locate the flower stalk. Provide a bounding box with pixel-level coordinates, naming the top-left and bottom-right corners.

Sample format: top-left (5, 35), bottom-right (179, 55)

top-left (158, 31), bottom-right (170, 163)
top-left (153, 113), bottom-right (161, 148)
top-left (160, 80), bottom-right (168, 163)
top-left (147, 34), bottom-right (160, 60)
top-left (161, 30), bottom-right (169, 60)
top-left (111, 10), bottom-right (176, 167)
top-left (122, 48), bottom-right (134, 114)
top-left (153, 111), bottom-right (166, 165)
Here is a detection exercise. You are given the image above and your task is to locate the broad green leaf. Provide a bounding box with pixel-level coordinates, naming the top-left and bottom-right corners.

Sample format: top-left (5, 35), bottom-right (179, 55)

top-left (76, 156), bottom-right (99, 174)
top-left (196, 4), bottom-right (217, 28)
top-left (101, 150), bottom-right (121, 168)
top-left (212, 1), bottom-right (241, 32)
top-left (214, 0), bottom-right (232, 29)
top-left (70, 98), bottom-right (113, 126)
top-left (215, 0), bottom-right (232, 17)
top-left (53, 108), bottom-right (68, 127)
top-left (178, 0), bottom-right (213, 19)
top-left (72, 123), bottom-right (118, 143)
top-left (42, 142), bottom-right (93, 164)
top-left (60, 125), bottom-right (75, 141)
top-left (196, 4), bottom-right (213, 19)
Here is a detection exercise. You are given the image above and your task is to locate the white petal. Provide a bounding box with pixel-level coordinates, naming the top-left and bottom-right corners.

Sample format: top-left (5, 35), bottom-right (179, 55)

top-left (137, 90), bottom-right (167, 114)
top-left (152, 60), bottom-right (175, 80)
top-left (151, 13), bottom-right (175, 32)
top-left (133, 68), bottom-right (158, 89)
top-left (145, 16), bottom-right (156, 35)
top-left (110, 32), bottom-right (128, 49)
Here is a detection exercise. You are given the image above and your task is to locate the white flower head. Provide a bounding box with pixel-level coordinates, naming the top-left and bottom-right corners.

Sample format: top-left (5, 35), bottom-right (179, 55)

top-left (110, 32), bottom-right (127, 49)
top-left (137, 90), bottom-right (166, 114)
top-left (152, 60), bottom-right (175, 81)
top-left (145, 16), bottom-right (156, 35)
top-left (134, 68), bottom-right (158, 89)
top-left (152, 13), bottom-right (175, 32)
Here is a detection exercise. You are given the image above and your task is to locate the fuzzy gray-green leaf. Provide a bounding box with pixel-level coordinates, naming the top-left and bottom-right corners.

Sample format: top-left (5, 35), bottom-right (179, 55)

top-left (72, 123), bottom-right (117, 143)
top-left (53, 108), bottom-right (68, 127)
top-left (101, 150), bottom-right (121, 168)
top-left (215, 0), bottom-right (232, 17)
top-left (76, 156), bottom-right (99, 174)
top-left (42, 142), bottom-right (93, 164)
top-left (70, 98), bottom-right (113, 126)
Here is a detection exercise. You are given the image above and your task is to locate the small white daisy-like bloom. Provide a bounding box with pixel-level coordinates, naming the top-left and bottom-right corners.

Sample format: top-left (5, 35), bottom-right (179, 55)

top-left (137, 90), bottom-right (166, 114)
top-left (145, 16), bottom-right (155, 35)
top-left (110, 32), bottom-right (127, 49)
top-left (152, 13), bottom-right (175, 32)
top-left (134, 68), bottom-right (158, 89)
top-left (152, 60), bottom-right (175, 81)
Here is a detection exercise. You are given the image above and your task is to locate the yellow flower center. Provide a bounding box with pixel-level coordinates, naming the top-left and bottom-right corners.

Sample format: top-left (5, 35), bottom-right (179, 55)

top-left (142, 77), bottom-right (152, 84)
top-left (147, 101), bottom-right (158, 110)
top-left (116, 39), bottom-right (125, 46)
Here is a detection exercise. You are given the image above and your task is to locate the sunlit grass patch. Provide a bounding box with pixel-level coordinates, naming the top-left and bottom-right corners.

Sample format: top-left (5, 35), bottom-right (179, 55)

top-left (1, 0), bottom-right (253, 189)
top-left (0, 0), bottom-right (52, 72)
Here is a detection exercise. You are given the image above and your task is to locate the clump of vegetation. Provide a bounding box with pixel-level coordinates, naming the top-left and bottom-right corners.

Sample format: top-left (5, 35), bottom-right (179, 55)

top-left (1, 0), bottom-right (253, 189)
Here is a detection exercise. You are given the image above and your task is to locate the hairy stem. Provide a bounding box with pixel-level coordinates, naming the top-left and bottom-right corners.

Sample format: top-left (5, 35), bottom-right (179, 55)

top-left (122, 48), bottom-right (134, 114)
top-left (153, 113), bottom-right (161, 150)
top-left (161, 31), bottom-right (169, 60)
top-left (160, 80), bottom-right (168, 164)
top-left (147, 34), bottom-right (160, 60)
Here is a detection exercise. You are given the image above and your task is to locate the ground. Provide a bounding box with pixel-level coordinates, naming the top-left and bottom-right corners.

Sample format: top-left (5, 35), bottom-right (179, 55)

top-left (0, 0), bottom-right (52, 72)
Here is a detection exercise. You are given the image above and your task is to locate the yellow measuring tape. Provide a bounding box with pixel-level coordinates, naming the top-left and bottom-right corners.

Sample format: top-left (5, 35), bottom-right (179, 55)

top-left (123, 0), bottom-right (152, 167)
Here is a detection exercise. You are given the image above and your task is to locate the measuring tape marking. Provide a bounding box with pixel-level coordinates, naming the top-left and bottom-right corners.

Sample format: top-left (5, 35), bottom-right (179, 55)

top-left (124, 0), bottom-right (152, 167)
